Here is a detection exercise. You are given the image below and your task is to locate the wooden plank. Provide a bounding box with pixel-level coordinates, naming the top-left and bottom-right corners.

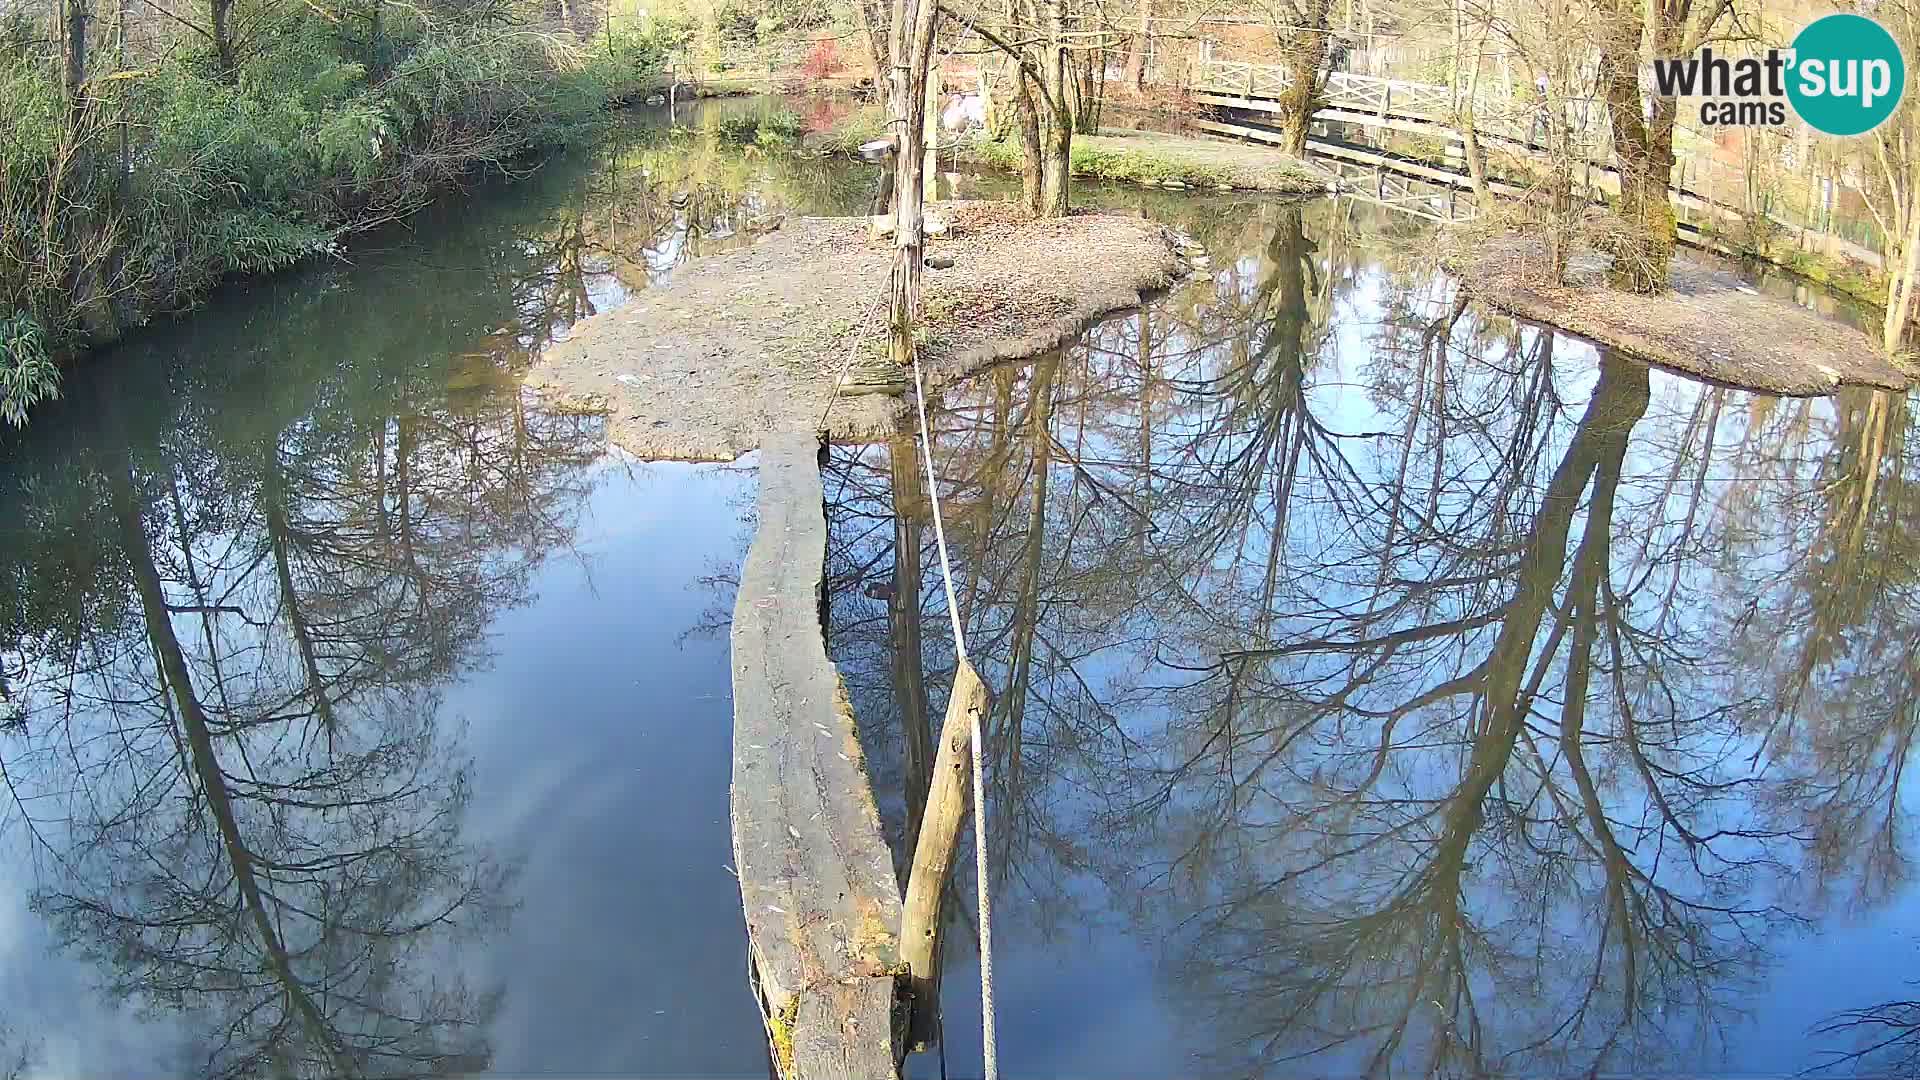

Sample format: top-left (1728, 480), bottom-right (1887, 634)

top-left (732, 431), bottom-right (904, 1080)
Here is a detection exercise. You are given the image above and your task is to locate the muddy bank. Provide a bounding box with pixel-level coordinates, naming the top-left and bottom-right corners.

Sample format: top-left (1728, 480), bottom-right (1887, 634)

top-left (525, 202), bottom-right (1184, 460)
top-left (1453, 235), bottom-right (1910, 395)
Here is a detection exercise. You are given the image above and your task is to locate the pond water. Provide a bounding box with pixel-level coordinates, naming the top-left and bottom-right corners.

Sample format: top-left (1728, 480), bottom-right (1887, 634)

top-left (0, 102), bottom-right (823, 1077)
top-left (825, 200), bottom-right (1920, 1077)
top-left (1, 97), bottom-right (1914, 1079)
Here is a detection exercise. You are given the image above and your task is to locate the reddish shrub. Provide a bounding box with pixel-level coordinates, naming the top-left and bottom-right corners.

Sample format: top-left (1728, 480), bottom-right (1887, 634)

top-left (800, 38), bottom-right (842, 81)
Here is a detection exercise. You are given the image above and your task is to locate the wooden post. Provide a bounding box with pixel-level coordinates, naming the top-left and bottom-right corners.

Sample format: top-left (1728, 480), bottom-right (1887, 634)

top-left (899, 659), bottom-right (992, 1049)
top-left (925, 64), bottom-right (943, 193)
top-left (886, 0), bottom-right (940, 369)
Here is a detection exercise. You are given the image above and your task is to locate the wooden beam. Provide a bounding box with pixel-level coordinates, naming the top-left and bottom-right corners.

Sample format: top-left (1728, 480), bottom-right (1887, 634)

top-left (732, 432), bottom-right (905, 1080)
top-left (898, 660), bottom-right (992, 1049)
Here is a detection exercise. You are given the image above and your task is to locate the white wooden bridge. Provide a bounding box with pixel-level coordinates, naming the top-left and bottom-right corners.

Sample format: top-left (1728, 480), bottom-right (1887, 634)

top-left (1189, 55), bottom-right (1756, 246)
top-left (1193, 55), bottom-right (1609, 158)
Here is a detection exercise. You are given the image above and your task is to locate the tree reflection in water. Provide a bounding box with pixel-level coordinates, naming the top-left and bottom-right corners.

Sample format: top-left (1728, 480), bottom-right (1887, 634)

top-left (0, 127), bottom-right (636, 1078)
top-left (825, 197), bottom-right (1920, 1076)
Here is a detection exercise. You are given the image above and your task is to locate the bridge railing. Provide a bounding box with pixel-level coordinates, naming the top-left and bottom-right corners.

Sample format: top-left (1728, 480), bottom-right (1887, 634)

top-left (1322, 71), bottom-right (1453, 117)
top-left (1201, 58), bottom-right (1294, 98)
top-left (1194, 57), bottom-right (1608, 153)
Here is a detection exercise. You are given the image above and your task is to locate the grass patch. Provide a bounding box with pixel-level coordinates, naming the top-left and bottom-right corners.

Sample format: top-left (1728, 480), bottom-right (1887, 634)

top-left (812, 104), bottom-right (890, 156)
top-left (969, 137), bottom-right (1237, 188)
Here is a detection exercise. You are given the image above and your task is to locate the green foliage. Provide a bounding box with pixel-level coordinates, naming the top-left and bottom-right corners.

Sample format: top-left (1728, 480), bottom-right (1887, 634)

top-left (967, 136), bottom-right (1235, 189)
top-left (0, 313), bottom-right (57, 428)
top-left (814, 105), bottom-right (889, 156)
top-left (0, 13), bottom-right (676, 425)
top-left (715, 108), bottom-right (804, 147)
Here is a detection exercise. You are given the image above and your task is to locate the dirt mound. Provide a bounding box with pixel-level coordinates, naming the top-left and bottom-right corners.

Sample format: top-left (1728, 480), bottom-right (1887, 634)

top-left (1453, 234), bottom-right (1909, 396)
top-left (525, 203), bottom-right (1184, 460)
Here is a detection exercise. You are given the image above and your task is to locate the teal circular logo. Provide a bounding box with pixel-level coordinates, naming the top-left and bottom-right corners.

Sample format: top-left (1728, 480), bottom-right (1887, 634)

top-left (1787, 13), bottom-right (1905, 136)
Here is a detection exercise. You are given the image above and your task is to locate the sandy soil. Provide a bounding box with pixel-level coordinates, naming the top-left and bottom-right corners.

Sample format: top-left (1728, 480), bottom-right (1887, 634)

top-left (1453, 235), bottom-right (1911, 396)
top-left (526, 202), bottom-right (1184, 460)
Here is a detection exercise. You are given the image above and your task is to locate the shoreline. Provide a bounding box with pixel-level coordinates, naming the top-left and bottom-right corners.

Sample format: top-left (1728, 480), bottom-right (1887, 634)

top-left (1451, 234), bottom-right (1912, 396)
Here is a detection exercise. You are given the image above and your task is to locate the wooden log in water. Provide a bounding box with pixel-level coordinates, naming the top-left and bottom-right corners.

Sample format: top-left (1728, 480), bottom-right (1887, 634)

top-left (898, 659), bottom-right (991, 1049)
top-left (731, 432), bottom-right (904, 1080)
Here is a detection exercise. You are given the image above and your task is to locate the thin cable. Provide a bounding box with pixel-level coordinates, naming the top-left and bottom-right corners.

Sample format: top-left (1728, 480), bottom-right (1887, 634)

top-left (908, 357), bottom-right (967, 661)
top-left (907, 348), bottom-right (997, 1080)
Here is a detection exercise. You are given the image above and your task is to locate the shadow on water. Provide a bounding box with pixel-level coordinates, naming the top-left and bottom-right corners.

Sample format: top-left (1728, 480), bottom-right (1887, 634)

top-left (825, 197), bottom-right (1920, 1078)
top-left (0, 100), bottom-right (844, 1078)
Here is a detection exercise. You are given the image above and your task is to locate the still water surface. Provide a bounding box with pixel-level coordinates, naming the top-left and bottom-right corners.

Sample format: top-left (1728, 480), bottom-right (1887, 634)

top-left (826, 200), bottom-right (1920, 1078)
top-left (1, 99), bottom-right (1915, 1078)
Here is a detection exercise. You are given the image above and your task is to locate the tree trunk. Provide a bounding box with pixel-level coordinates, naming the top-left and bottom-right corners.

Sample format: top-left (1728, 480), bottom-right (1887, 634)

top-left (211, 0), bottom-right (235, 75)
top-left (1884, 187), bottom-right (1920, 356)
top-left (898, 660), bottom-right (991, 1050)
top-left (62, 0), bottom-right (89, 99)
top-left (1124, 0), bottom-right (1151, 90)
top-left (1455, 17), bottom-right (1490, 207)
top-left (852, 0), bottom-right (888, 89)
top-left (885, 0), bottom-right (939, 367)
top-left (1039, 109), bottom-right (1071, 216)
top-left (1274, 0), bottom-right (1333, 156)
top-left (1013, 68), bottom-right (1044, 216)
top-left (1035, 0), bottom-right (1072, 217)
top-left (924, 62), bottom-right (942, 192)
top-left (1599, 40), bottom-right (1676, 293)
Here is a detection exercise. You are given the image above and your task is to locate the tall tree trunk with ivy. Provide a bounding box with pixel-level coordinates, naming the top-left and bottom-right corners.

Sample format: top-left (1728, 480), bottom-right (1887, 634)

top-left (1599, 36), bottom-right (1676, 293)
top-left (1274, 0), bottom-right (1333, 155)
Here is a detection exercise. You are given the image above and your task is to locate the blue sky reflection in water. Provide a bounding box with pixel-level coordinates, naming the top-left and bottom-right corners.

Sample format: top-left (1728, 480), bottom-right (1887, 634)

top-left (0, 101), bottom-right (862, 1079)
top-left (825, 198), bottom-right (1920, 1079)
top-left (1, 93), bottom-right (1917, 1080)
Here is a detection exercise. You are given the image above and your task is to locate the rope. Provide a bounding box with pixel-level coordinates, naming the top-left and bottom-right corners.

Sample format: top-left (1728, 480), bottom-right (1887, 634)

top-left (907, 349), bottom-right (998, 1080)
top-left (815, 79), bottom-right (997, 1072)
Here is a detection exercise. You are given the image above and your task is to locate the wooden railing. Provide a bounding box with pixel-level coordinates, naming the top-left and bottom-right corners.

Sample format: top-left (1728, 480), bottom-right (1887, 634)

top-left (1194, 57), bottom-right (1608, 153)
top-left (1323, 70), bottom-right (1453, 118)
top-left (1199, 58), bottom-right (1293, 99)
